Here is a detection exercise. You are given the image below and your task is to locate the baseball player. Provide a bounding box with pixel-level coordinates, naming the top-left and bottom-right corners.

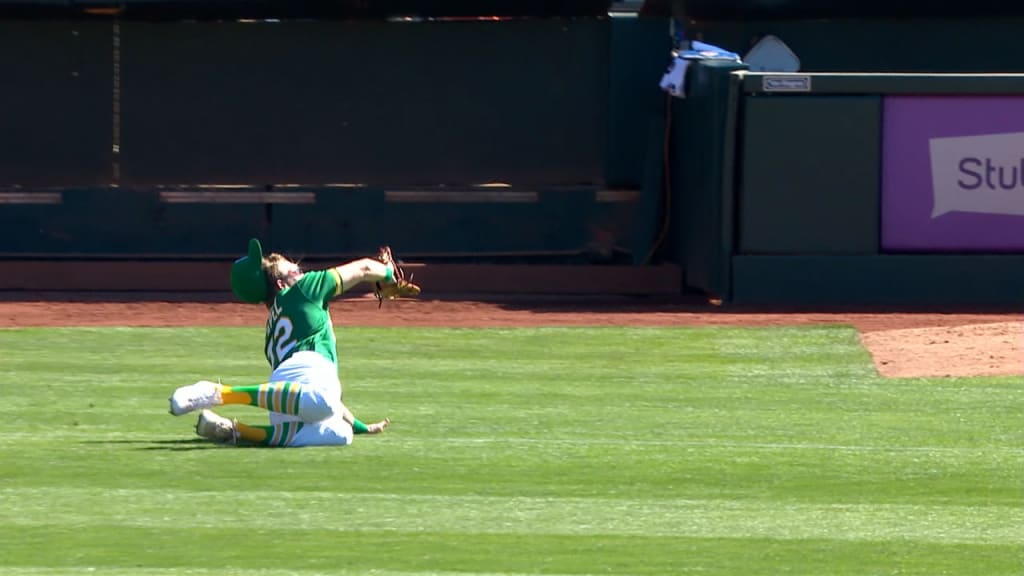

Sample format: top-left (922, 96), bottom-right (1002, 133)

top-left (167, 238), bottom-right (421, 447)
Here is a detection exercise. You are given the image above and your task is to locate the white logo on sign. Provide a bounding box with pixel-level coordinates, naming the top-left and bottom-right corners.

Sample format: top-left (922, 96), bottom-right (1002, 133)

top-left (928, 131), bottom-right (1024, 217)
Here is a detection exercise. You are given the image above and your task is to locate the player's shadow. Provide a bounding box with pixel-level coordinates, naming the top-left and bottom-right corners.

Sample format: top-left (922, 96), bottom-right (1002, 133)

top-left (81, 438), bottom-right (232, 451)
top-left (83, 438), bottom-right (264, 450)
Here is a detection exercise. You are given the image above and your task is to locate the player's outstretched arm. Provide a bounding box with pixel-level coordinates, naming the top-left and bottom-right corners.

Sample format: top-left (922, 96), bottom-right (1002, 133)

top-left (363, 418), bottom-right (391, 434)
top-left (336, 402), bottom-right (390, 435)
top-left (334, 257), bottom-right (392, 293)
top-left (334, 246), bottom-right (421, 304)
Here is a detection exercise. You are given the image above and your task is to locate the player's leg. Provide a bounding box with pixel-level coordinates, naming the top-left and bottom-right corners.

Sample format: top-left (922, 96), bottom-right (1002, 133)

top-left (285, 410), bottom-right (392, 447)
top-left (278, 414), bottom-right (352, 447)
top-left (193, 409), bottom-right (302, 446)
top-left (170, 351), bottom-right (340, 420)
top-left (195, 409), bottom-right (389, 447)
top-left (170, 379), bottom-right (336, 421)
top-left (169, 380), bottom-right (223, 416)
top-left (252, 411), bottom-right (388, 447)
top-left (195, 409), bottom-right (237, 444)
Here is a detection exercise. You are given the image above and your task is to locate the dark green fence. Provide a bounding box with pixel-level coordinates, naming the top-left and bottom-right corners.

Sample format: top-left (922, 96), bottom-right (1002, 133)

top-left (7, 9), bottom-right (1024, 305)
top-left (0, 17), bottom-right (670, 263)
top-left (677, 66), bottom-right (1024, 306)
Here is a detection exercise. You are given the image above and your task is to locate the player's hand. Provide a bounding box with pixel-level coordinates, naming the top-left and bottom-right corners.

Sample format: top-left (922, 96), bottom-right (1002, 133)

top-left (365, 418), bottom-right (391, 434)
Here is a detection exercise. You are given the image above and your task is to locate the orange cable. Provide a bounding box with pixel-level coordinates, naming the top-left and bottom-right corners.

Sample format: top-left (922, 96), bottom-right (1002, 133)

top-left (642, 91), bottom-right (673, 265)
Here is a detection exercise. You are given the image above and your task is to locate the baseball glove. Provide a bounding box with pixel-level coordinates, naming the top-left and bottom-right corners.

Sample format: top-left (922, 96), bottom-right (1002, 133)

top-left (374, 245), bottom-right (421, 307)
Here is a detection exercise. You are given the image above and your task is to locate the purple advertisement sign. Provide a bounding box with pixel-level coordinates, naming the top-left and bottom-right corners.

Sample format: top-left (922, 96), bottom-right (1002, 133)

top-left (882, 96), bottom-right (1024, 251)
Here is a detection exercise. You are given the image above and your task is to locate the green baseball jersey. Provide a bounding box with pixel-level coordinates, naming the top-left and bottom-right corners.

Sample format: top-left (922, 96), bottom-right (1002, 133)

top-left (264, 269), bottom-right (342, 370)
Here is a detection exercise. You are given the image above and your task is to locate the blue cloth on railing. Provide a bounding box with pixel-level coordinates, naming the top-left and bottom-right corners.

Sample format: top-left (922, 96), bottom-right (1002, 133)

top-left (681, 40), bottom-right (742, 62)
top-left (660, 40), bottom-right (742, 98)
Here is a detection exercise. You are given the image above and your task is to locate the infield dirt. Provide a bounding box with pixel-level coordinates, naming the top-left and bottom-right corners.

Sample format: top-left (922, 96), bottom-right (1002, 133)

top-left (0, 295), bottom-right (1020, 379)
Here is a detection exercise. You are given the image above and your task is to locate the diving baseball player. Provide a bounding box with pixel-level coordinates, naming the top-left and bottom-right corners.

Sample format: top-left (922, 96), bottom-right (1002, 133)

top-left (167, 239), bottom-right (420, 447)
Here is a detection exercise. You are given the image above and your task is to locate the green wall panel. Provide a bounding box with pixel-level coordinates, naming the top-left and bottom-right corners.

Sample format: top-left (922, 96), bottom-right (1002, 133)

top-left (739, 95), bottom-right (880, 255)
top-left (0, 189), bottom-right (271, 256)
top-left (732, 255), bottom-right (1024, 306)
top-left (269, 188), bottom-right (392, 257)
top-left (0, 197), bottom-right (69, 254)
top-left (690, 19), bottom-right (1024, 73)
top-left (671, 60), bottom-right (747, 298)
top-left (606, 17), bottom-right (672, 188)
top-left (120, 19), bottom-right (609, 188)
top-left (684, 0), bottom-right (1017, 20)
top-left (0, 22), bottom-right (112, 187)
top-left (270, 187), bottom-right (637, 261)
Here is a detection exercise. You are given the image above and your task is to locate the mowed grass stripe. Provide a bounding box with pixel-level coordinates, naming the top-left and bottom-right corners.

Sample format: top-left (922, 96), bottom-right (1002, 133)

top-left (3, 431), bottom-right (1023, 454)
top-left (1, 326), bottom-right (1021, 575)
top-left (0, 569), bottom-right (611, 576)
top-left (1, 529), bottom-right (1020, 576)
top-left (0, 570), bottom-right (586, 576)
top-left (1, 488), bottom-right (1020, 544)
top-left (4, 439), bottom-right (1019, 506)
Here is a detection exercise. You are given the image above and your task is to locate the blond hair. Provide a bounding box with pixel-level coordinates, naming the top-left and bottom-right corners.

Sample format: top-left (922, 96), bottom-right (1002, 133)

top-left (259, 253), bottom-right (296, 303)
top-left (262, 253), bottom-right (291, 281)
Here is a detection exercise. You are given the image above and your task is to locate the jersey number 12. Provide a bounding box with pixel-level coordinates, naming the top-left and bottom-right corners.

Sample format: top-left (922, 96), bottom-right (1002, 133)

top-left (267, 316), bottom-right (297, 367)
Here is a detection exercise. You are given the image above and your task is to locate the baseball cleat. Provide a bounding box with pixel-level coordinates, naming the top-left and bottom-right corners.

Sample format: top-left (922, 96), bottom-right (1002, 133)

top-left (169, 380), bottom-right (223, 416)
top-left (195, 409), bottom-right (238, 445)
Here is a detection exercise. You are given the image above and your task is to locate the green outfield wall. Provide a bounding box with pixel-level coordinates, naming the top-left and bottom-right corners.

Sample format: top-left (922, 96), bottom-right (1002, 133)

top-left (4, 11), bottom-right (1024, 305)
top-left (0, 17), bottom-right (669, 266)
top-left (690, 18), bottom-right (1024, 74)
top-left (678, 65), bottom-right (1024, 306)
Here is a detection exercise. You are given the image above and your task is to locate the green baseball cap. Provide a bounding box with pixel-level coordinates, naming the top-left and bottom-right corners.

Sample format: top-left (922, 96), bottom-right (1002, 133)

top-left (230, 238), bottom-right (268, 304)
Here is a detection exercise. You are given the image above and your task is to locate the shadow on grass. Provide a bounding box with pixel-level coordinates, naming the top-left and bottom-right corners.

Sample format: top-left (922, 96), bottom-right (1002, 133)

top-left (82, 438), bottom-right (221, 450)
top-left (80, 438), bottom-right (264, 450)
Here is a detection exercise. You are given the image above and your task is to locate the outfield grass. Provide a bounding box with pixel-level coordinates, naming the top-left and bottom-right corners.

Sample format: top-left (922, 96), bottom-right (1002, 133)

top-left (0, 326), bottom-right (1021, 575)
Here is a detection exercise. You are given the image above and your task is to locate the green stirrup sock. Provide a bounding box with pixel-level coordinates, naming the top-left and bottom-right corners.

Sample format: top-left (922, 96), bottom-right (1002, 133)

top-left (383, 264), bottom-right (395, 283)
top-left (352, 418), bottom-right (370, 435)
